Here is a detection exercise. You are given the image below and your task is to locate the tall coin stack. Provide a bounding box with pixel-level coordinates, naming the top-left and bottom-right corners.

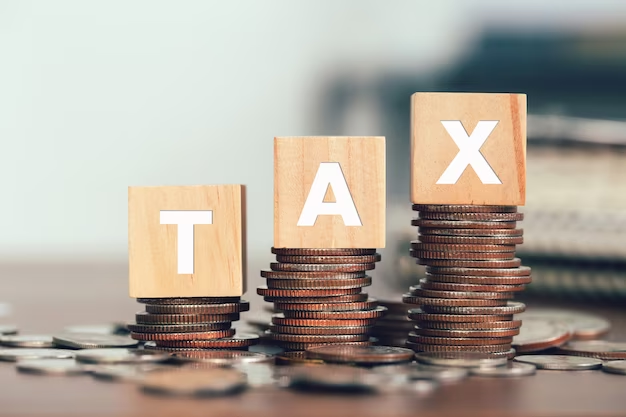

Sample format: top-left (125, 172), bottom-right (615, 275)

top-left (404, 204), bottom-right (531, 359)
top-left (258, 248), bottom-right (386, 351)
top-left (128, 297), bottom-right (258, 351)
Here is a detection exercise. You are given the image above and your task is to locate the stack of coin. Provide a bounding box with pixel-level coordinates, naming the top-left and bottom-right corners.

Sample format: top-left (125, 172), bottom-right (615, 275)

top-left (404, 204), bottom-right (531, 359)
top-left (259, 248), bottom-right (386, 351)
top-left (128, 297), bottom-right (258, 351)
top-left (370, 301), bottom-right (414, 347)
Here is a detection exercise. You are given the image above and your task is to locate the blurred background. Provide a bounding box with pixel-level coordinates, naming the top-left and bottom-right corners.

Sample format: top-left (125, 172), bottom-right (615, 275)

top-left (1, 0), bottom-right (626, 329)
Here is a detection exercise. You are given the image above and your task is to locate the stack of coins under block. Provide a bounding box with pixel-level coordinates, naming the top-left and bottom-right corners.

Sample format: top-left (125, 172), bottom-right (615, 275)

top-left (258, 248), bottom-right (386, 351)
top-left (403, 204), bottom-right (531, 359)
top-left (128, 297), bottom-right (259, 351)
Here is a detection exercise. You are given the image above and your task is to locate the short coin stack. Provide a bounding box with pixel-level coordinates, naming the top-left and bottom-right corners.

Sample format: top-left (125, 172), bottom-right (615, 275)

top-left (128, 297), bottom-right (258, 351)
top-left (370, 301), bottom-right (415, 348)
top-left (259, 248), bottom-right (386, 351)
top-left (404, 204), bottom-right (531, 359)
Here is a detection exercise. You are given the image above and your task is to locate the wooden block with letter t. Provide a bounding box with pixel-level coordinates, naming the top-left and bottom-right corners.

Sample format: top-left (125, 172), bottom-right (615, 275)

top-left (274, 136), bottom-right (385, 249)
top-left (411, 92), bottom-right (526, 205)
top-left (128, 185), bottom-right (246, 298)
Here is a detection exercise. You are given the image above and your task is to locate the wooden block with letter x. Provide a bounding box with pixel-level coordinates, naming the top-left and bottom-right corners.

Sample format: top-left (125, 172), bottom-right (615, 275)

top-left (274, 136), bottom-right (385, 248)
top-left (411, 92), bottom-right (526, 205)
top-left (128, 185), bottom-right (246, 298)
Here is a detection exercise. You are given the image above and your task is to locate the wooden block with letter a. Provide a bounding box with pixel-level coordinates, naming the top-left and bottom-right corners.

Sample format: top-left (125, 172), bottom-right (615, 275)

top-left (411, 92), bottom-right (526, 205)
top-left (128, 185), bottom-right (246, 298)
top-left (274, 136), bottom-right (385, 248)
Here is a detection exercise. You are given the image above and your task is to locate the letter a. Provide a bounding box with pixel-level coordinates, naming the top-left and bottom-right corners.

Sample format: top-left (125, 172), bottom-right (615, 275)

top-left (297, 162), bottom-right (362, 226)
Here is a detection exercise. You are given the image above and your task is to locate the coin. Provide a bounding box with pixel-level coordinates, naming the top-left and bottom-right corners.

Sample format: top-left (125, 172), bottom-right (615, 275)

top-left (141, 368), bottom-right (248, 396)
top-left (0, 325), bottom-right (18, 335)
top-left (127, 322), bottom-right (232, 333)
top-left (413, 204), bottom-right (518, 213)
top-left (136, 297), bottom-right (240, 305)
top-left (602, 360), bottom-right (626, 375)
top-left (416, 320), bottom-right (522, 330)
top-left (414, 327), bottom-right (520, 338)
top-left (420, 301), bottom-right (526, 315)
top-left (144, 301), bottom-right (249, 315)
top-left (275, 254), bottom-right (381, 264)
top-left (470, 362), bottom-right (536, 377)
top-left (514, 355), bottom-right (602, 370)
top-left (403, 294), bottom-right (507, 307)
top-left (151, 333), bottom-right (260, 349)
top-left (257, 286), bottom-right (361, 298)
top-left (409, 287), bottom-right (513, 300)
top-left (274, 300), bottom-right (377, 312)
top-left (262, 293), bottom-right (368, 303)
top-left (427, 266), bottom-right (531, 277)
top-left (16, 359), bottom-right (86, 376)
top-left (261, 270), bottom-right (367, 279)
top-left (411, 242), bottom-right (516, 253)
top-left (375, 363), bottom-right (469, 383)
top-left (417, 258), bottom-right (522, 268)
top-left (411, 250), bottom-right (515, 260)
top-left (75, 348), bottom-right (170, 364)
top-left (285, 364), bottom-right (380, 392)
top-left (516, 309), bottom-right (610, 340)
top-left (265, 277), bottom-right (372, 290)
top-left (134, 312), bottom-right (238, 325)
top-left (425, 273), bottom-right (532, 285)
top-left (275, 351), bottom-right (325, 366)
top-left (419, 279), bottom-right (526, 292)
top-left (277, 340), bottom-right (374, 351)
top-left (90, 364), bottom-right (172, 381)
top-left (306, 345), bottom-right (415, 364)
top-left (411, 219), bottom-right (518, 229)
top-left (419, 228), bottom-right (523, 237)
top-left (408, 309), bottom-right (513, 323)
top-left (407, 342), bottom-right (512, 353)
top-left (52, 333), bottom-right (139, 349)
top-left (0, 335), bottom-right (55, 348)
top-left (281, 306), bottom-right (387, 320)
top-left (418, 234), bottom-right (524, 245)
top-left (270, 263), bottom-right (376, 272)
top-left (0, 348), bottom-right (75, 362)
top-left (270, 325), bottom-right (372, 335)
top-left (418, 212), bottom-right (524, 221)
top-left (512, 318), bottom-right (572, 352)
top-left (271, 248), bottom-right (376, 256)
top-left (130, 329), bottom-right (236, 341)
top-left (171, 350), bottom-right (274, 365)
top-left (268, 332), bottom-right (369, 343)
top-left (271, 314), bottom-right (378, 327)
top-left (415, 351), bottom-right (509, 367)
top-left (555, 341), bottom-right (626, 360)
top-left (407, 333), bottom-right (513, 346)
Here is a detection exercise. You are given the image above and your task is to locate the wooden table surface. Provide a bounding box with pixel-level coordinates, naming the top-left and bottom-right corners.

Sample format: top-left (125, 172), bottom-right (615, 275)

top-left (1, 261), bottom-right (625, 417)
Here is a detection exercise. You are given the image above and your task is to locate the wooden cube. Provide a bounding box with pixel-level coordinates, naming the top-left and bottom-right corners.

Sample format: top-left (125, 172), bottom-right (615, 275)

top-left (411, 92), bottom-right (526, 205)
top-left (274, 136), bottom-right (385, 248)
top-left (128, 185), bottom-right (245, 298)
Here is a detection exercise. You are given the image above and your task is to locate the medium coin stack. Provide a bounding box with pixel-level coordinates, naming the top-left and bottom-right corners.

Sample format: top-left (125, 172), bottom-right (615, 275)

top-left (128, 297), bottom-right (258, 351)
top-left (404, 204), bottom-right (531, 359)
top-left (259, 248), bottom-right (386, 351)
top-left (370, 301), bottom-right (414, 348)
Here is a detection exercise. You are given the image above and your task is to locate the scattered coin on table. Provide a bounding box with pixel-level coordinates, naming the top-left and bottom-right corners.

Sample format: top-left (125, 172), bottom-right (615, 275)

top-left (140, 368), bottom-right (248, 397)
top-left (470, 362), bottom-right (537, 377)
top-left (415, 351), bottom-right (509, 368)
top-left (284, 365), bottom-right (381, 393)
top-left (52, 333), bottom-right (138, 349)
top-left (555, 340), bottom-right (626, 360)
top-left (0, 324), bottom-right (18, 335)
top-left (170, 350), bottom-right (274, 365)
top-left (517, 309), bottom-right (610, 340)
top-left (89, 364), bottom-right (174, 382)
top-left (514, 355), bottom-right (603, 370)
top-left (601, 360), bottom-right (626, 376)
top-left (512, 318), bottom-right (572, 352)
top-left (0, 335), bottom-right (55, 348)
top-left (16, 359), bottom-right (87, 376)
top-left (0, 348), bottom-right (76, 362)
top-left (75, 349), bottom-right (171, 364)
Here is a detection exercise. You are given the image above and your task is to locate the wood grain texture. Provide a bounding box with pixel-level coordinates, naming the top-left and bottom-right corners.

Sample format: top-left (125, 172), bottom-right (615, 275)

top-left (274, 137), bottom-right (385, 248)
top-left (411, 92), bottom-right (526, 205)
top-left (128, 185), bottom-right (245, 298)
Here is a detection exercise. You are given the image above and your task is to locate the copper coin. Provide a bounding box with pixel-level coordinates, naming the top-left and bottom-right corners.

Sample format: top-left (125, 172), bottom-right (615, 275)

top-left (376, 301), bottom-right (412, 316)
top-left (135, 312), bottom-right (239, 325)
top-left (417, 258), bottom-right (522, 268)
top-left (144, 302), bottom-right (250, 315)
top-left (261, 270), bottom-right (366, 279)
top-left (277, 340), bottom-right (374, 351)
top-left (416, 320), bottom-right (522, 330)
top-left (517, 309), bottom-right (610, 341)
top-left (271, 248), bottom-right (376, 256)
top-left (421, 302), bottom-right (526, 315)
top-left (271, 314), bottom-right (377, 327)
top-left (418, 234), bottom-right (523, 245)
top-left (415, 349), bottom-right (517, 363)
top-left (419, 279), bottom-right (525, 292)
top-left (402, 294), bottom-right (507, 307)
top-left (410, 242), bottom-right (516, 253)
top-left (263, 293), bottom-right (368, 303)
top-left (411, 219), bottom-right (518, 229)
top-left (555, 341), bottom-right (626, 360)
top-left (406, 341), bottom-right (512, 353)
top-left (281, 306), bottom-right (387, 320)
top-left (426, 266), bottom-right (531, 277)
top-left (413, 204), bottom-right (517, 213)
top-left (267, 332), bottom-right (369, 343)
top-left (274, 300), bottom-right (378, 312)
top-left (152, 334), bottom-right (259, 349)
top-left (424, 273), bottom-right (532, 285)
top-left (130, 329), bottom-right (235, 341)
top-left (410, 250), bottom-right (515, 261)
top-left (275, 254), bottom-right (381, 264)
top-left (270, 325), bottom-right (372, 335)
top-left (414, 327), bottom-right (520, 338)
top-left (408, 309), bottom-right (513, 323)
top-left (409, 286), bottom-right (514, 300)
top-left (418, 228), bottom-right (523, 237)
top-left (275, 351), bottom-right (325, 366)
top-left (256, 286), bottom-right (361, 298)
top-left (265, 277), bottom-right (371, 290)
top-left (127, 323), bottom-right (232, 333)
top-left (418, 212), bottom-right (524, 221)
top-left (270, 263), bottom-right (376, 272)
top-left (306, 345), bottom-right (415, 364)
top-left (136, 297), bottom-right (240, 305)
top-left (512, 318), bottom-right (572, 353)
top-left (407, 333), bottom-right (513, 346)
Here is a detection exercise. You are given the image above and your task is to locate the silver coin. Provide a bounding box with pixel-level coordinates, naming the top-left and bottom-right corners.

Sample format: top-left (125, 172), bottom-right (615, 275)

top-left (375, 363), bottom-right (468, 383)
top-left (285, 364), bottom-right (381, 392)
top-left (517, 309), bottom-right (610, 340)
top-left (415, 352), bottom-right (508, 368)
top-left (89, 364), bottom-right (173, 381)
top-left (0, 348), bottom-right (75, 362)
top-left (140, 368), bottom-right (248, 396)
top-left (16, 359), bottom-right (86, 375)
top-left (0, 335), bottom-right (55, 348)
top-left (514, 355), bottom-right (602, 370)
top-left (0, 324), bottom-right (18, 335)
top-left (63, 323), bottom-right (129, 335)
top-left (75, 349), bottom-right (170, 364)
top-left (470, 362), bottom-right (536, 377)
top-left (52, 333), bottom-right (138, 349)
top-left (512, 318), bottom-right (571, 353)
top-left (557, 340), bottom-right (626, 359)
top-left (171, 350), bottom-right (274, 365)
top-left (602, 360), bottom-right (626, 375)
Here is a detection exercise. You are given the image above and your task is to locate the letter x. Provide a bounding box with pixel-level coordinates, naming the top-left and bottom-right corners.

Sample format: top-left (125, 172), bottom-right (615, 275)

top-left (436, 120), bottom-right (501, 185)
